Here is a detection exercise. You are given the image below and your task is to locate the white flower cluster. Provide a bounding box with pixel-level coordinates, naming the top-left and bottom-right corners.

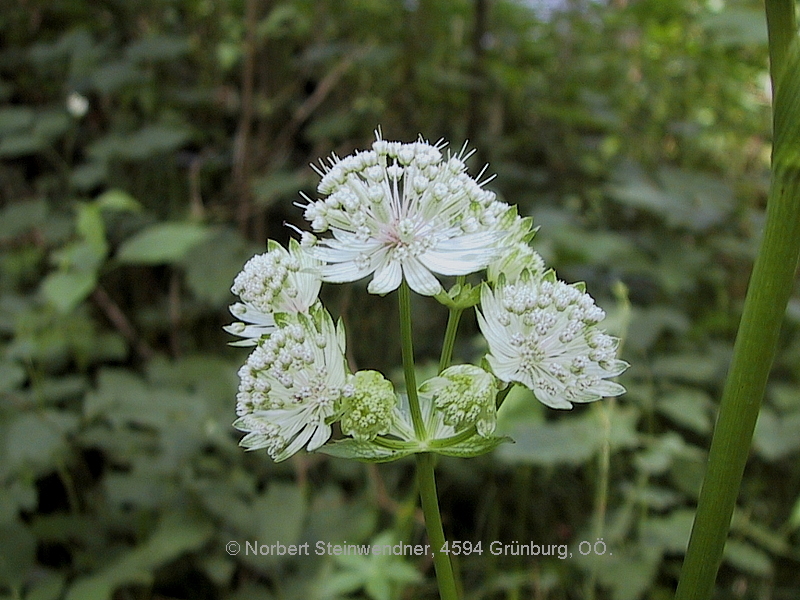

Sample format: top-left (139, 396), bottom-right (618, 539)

top-left (233, 308), bottom-right (348, 461)
top-left (477, 270), bottom-right (627, 409)
top-left (224, 239), bottom-right (321, 346)
top-left (227, 132), bottom-right (628, 462)
top-left (300, 136), bottom-right (512, 296)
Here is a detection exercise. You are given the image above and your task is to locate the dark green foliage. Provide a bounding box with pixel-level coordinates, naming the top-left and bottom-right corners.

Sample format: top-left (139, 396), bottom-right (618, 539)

top-left (0, 0), bottom-right (798, 599)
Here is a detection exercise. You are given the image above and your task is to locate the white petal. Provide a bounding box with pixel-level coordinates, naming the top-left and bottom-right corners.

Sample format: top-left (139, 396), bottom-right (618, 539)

top-left (321, 260), bottom-right (374, 283)
top-left (403, 258), bottom-right (442, 296)
top-left (307, 421), bottom-right (332, 451)
top-left (368, 259), bottom-right (402, 294)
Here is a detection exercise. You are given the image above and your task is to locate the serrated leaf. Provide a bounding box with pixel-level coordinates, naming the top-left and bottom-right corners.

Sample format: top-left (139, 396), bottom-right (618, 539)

top-left (117, 222), bottom-right (209, 264)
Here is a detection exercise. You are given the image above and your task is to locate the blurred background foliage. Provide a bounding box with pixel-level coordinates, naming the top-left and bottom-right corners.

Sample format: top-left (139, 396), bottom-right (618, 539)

top-left (1, 0), bottom-right (799, 598)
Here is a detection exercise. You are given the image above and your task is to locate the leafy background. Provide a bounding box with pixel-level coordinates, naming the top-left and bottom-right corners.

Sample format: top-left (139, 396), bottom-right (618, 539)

top-left (1, 0), bottom-right (799, 599)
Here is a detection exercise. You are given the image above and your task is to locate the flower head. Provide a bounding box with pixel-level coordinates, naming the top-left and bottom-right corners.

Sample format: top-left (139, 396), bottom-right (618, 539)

top-left (477, 270), bottom-right (627, 409)
top-left (301, 133), bottom-right (512, 296)
top-left (420, 365), bottom-right (499, 437)
top-left (340, 370), bottom-right (397, 441)
top-left (233, 306), bottom-right (348, 461)
top-left (225, 239), bottom-right (321, 345)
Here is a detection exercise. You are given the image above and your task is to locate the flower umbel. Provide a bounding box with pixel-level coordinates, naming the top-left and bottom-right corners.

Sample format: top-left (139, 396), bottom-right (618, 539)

top-left (301, 134), bottom-right (511, 296)
top-left (477, 270), bottom-right (627, 409)
top-left (420, 364), bottom-right (499, 437)
top-left (340, 370), bottom-right (397, 442)
top-left (225, 239), bottom-right (321, 345)
top-left (233, 307), bottom-right (348, 461)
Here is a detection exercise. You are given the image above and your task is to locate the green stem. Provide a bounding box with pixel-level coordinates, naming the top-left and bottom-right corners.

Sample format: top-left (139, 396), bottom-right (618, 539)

top-left (416, 452), bottom-right (459, 600)
top-left (398, 280), bottom-right (459, 599)
top-left (439, 308), bottom-right (463, 374)
top-left (438, 277), bottom-right (466, 373)
top-left (675, 6), bottom-right (800, 599)
top-left (765, 0), bottom-right (797, 91)
top-left (399, 281), bottom-right (426, 439)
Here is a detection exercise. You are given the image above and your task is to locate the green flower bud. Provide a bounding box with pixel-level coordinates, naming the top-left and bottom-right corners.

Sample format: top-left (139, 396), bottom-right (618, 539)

top-left (420, 365), bottom-right (498, 437)
top-left (341, 370), bottom-right (396, 442)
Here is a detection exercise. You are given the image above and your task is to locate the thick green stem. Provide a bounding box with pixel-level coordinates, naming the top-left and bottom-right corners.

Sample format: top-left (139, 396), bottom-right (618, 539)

top-left (398, 281), bottom-right (459, 599)
top-left (675, 6), bottom-right (800, 599)
top-left (416, 452), bottom-right (459, 600)
top-left (399, 281), bottom-right (426, 439)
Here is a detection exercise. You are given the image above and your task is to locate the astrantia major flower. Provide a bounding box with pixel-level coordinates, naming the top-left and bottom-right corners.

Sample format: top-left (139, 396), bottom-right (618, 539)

top-left (477, 270), bottom-right (627, 409)
top-left (233, 306), bottom-right (348, 461)
top-left (420, 364), bottom-right (499, 437)
top-left (301, 134), bottom-right (512, 296)
top-left (224, 239), bottom-right (322, 345)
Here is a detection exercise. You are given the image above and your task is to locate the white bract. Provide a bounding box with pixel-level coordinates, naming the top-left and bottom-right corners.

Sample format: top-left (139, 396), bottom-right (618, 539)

top-left (225, 239), bottom-right (321, 345)
top-left (301, 134), bottom-right (512, 296)
top-left (233, 307), bottom-right (348, 461)
top-left (477, 270), bottom-right (627, 409)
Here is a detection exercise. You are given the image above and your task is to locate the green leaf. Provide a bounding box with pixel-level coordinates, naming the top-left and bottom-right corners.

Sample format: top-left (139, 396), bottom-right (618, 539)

top-left (0, 360), bottom-right (26, 393)
top-left (317, 439), bottom-right (416, 463)
top-left (0, 520), bottom-right (37, 588)
top-left (641, 509), bottom-right (696, 554)
top-left (702, 8), bottom-right (768, 47)
top-left (656, 388), bottom-right (713, 434)
top-left (497, 407), bottom-right (639, 466)
top-left (117, 222), bottom-right (210, 264)
top-left (589, 544), bottom-right (662, 600)
top-left (33, 109), bottom-right (70, 140)
top-left (251, 170), bottom-right (312, 207)
top-left (753, 408), bottom-right (800, 461)
top-left (431, 434), bottom-right (512, 458)
top-left (94, 189), bottom-right (142, 212)
top-left (41, 270), bottom-right (97, 313)
top-left (0, 133), bottom-right (46, 157)
top-left (65, 511), bottom-right (213, 600)
top-left (5, 411), bottom-right (78, 475)
top-left (0, 106), bottom-right (34, 135)
top-left (723, 539), bottom-right (772, 577)
top-left (0, 198), bottom-right (47, 241)
top-left (70, 161), bottom-right (108, 191)
top-left (24, 572), bottom-right (65, 600)
top-left (183, 227), bottom-right (256, 306)
top-left (125, 35), bottom-right (191, 62)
